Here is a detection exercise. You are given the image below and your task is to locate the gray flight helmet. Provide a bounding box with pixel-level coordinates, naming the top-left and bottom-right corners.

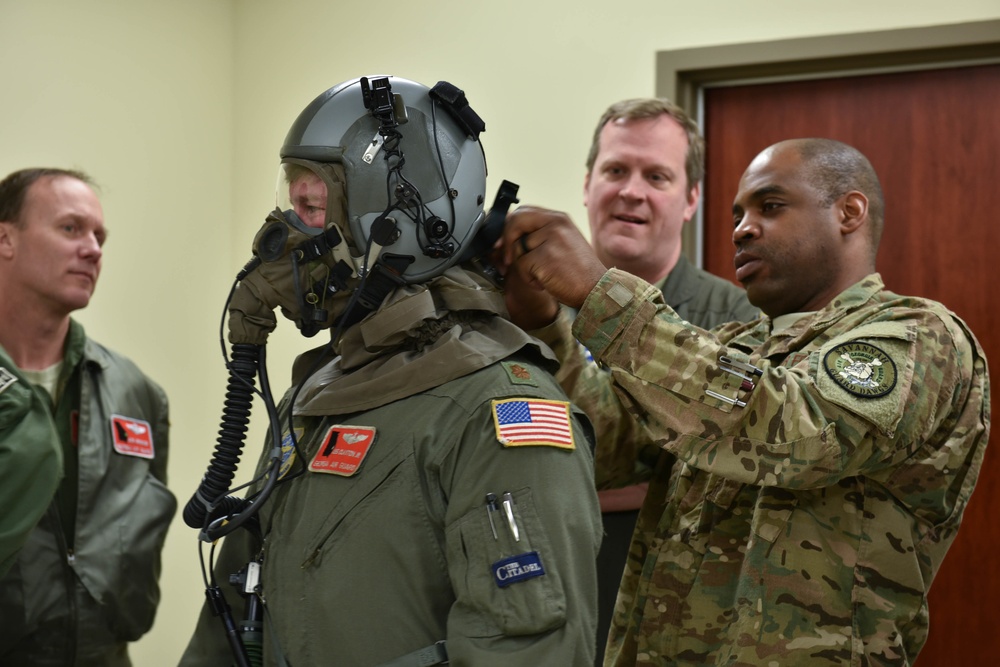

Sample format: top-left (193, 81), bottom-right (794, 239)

top-left (280, 75), bottom-right (487, 284)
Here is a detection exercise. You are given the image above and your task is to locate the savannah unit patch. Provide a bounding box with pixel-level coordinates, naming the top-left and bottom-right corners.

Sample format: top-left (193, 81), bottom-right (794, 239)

top-left (823, 342), bottom-right (897, 398)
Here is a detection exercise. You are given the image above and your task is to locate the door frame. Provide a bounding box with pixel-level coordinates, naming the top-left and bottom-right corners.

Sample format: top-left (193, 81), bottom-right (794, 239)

top-left (655, 19), bottom-right (1000, 265)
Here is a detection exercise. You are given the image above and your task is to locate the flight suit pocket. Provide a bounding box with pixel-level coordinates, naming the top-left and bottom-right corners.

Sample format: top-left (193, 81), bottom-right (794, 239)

top-left (298, 431), bottom-right (422, 566)
top-left (448, 488), bottom-right (566, 636)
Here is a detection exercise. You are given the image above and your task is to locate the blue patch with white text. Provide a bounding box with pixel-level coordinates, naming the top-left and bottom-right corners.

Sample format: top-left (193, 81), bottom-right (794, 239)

top-left (492, 551), bottom-right (546, 588)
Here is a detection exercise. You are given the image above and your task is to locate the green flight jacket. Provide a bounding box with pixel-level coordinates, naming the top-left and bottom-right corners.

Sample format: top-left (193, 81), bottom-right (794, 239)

top-left (0, 321), bottom-right (176, 667)
top-left (181, 268), bottom-right (603, 667)
top-left (539, 271), bottom-right (990, 666)
top-left (659, 255), bottom-right (758, 330)
top-left (0, 346), bottom-right (62, 577)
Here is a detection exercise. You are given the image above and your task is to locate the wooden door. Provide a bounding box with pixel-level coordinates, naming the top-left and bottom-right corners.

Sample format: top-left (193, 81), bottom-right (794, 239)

top-left (701, 63), bottom-right (999, 665)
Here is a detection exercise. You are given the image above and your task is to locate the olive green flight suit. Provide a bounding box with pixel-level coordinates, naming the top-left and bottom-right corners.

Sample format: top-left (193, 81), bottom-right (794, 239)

top-left (0, 321), bottom-right (175, 667)
top-left (181, 268), bottom-right (603, 666)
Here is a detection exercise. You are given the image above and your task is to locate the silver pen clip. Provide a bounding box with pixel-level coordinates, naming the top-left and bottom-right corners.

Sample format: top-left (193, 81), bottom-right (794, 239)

top-left (501, 492), bottom-right (520, 542)
top-left (720, 355), bottom-right (763, 377)
top-left (705, 389), bottom-right (747, 408)
top-left (485, 493), bottom-right (500, 541)
top-left (717, 355), bottom-right (762, 402)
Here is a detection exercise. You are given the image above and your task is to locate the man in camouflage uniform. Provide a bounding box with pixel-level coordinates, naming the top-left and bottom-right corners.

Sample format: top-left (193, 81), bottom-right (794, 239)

top-left (501, 138), bottom-right (990, 665)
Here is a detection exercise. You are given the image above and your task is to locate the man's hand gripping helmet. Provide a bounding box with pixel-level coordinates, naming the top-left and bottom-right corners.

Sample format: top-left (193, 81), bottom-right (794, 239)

top-left (228, 75), bottom-right (488, 345)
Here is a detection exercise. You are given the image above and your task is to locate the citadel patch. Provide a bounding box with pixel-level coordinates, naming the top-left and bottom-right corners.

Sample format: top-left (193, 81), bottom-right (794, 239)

top-left (0, 366), bottom-right (17, 394)
top-left (308, 425), bottom-right (375, 476)
top-left (823, 342), bottom-right (897, 398)
top-left (492, 551), bottom-right (546, 588)
top-left (111, 415), bottom-right (155, 458)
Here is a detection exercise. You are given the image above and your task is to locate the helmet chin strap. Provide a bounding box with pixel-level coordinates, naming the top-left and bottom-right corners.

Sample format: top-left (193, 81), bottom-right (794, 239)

top-left (338, 256), bottom-right (413, 329)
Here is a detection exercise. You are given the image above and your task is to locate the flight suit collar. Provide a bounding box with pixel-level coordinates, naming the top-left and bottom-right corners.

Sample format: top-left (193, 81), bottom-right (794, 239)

top-left (733, 273), bottom-right (885, 363)
top-left (291, 267), bottom-right (554, 415)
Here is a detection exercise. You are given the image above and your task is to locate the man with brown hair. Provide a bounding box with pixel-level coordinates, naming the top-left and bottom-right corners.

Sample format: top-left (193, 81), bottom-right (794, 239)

top-left (576, 99), bottom-right (757, 663)
top-left (0, 168), bottom-right (175, 666)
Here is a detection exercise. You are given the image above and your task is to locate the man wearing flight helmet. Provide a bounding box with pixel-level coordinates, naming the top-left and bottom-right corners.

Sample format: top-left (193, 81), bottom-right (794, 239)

top-left (179, 76), bottom-right (602, 666)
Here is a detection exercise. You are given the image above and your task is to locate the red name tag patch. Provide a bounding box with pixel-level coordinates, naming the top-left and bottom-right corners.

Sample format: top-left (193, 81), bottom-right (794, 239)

top-left (308, 426), bottom-right (376, 477)
top-left (111, 415), bottom-right (154, 459)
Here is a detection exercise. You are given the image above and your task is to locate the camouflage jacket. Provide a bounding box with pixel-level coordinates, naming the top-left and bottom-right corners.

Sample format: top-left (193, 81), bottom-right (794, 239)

top-left (575, 256), bottom-right (758, 501)
top-left (538, 270), bottom-right (990, 666)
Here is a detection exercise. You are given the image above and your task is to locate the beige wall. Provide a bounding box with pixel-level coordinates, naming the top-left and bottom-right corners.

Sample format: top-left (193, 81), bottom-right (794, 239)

top-left (4, 0), bottom-right (998, 664)
top-left (2, 2), bottom-right (236, 666)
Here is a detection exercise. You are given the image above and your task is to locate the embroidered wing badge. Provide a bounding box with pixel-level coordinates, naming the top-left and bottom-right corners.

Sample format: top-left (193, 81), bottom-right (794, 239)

top-left (111, 415), bottom-right (155, 458)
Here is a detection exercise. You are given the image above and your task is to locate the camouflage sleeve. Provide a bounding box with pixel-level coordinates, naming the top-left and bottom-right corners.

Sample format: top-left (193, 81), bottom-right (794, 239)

top-left (531, 309), bottom-right (656, 489)
top-left (572, 269), bottom-right (986, 491)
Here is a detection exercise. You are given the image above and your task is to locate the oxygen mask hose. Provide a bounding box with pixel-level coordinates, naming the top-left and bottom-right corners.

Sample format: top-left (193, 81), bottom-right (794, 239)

top-left (182, 342), bottom-right (259, 531)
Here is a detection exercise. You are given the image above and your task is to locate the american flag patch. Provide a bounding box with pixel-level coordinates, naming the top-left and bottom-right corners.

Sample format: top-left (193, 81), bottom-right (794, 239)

top-left (491, 398), bottom-right (575, 450)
